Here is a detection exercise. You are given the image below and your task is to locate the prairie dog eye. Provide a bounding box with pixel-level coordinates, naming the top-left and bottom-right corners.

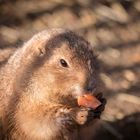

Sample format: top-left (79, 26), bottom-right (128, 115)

top-left (60, 59), bottom-right (68, 68)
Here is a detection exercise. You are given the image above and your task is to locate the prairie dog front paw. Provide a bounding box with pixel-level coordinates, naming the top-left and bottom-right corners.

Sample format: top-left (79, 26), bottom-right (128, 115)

top-left (55, 107), bottom-right (74, 127)
top-left (55, 107), bottom-right (89, 127)
top-left (73, 107), bottom-right (89, 125)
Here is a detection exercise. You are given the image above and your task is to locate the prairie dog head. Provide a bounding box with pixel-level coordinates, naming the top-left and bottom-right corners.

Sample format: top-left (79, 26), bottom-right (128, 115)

top-left (16, 29), bottom-right (100, 106)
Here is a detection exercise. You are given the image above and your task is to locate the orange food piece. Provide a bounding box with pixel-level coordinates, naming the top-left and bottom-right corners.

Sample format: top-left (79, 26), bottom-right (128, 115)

top-left (77, 94), bottom-right (101, 109)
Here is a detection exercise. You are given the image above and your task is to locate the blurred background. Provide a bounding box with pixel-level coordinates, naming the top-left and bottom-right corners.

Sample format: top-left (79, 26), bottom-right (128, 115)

top-left (0, 0), bottom-right (140, 139)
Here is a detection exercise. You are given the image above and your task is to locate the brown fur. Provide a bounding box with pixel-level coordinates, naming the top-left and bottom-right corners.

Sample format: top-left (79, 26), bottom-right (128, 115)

top-left (0, 28), bottom-right (105, 140)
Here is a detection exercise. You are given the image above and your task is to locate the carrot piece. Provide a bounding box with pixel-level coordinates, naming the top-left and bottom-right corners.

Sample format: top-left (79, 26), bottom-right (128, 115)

top-left (77, 94), bottom-right (101, 109)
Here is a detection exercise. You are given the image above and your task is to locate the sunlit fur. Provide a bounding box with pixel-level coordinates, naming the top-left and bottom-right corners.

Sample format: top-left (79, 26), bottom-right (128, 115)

top-left (0, 29), bottom-right (103, 140)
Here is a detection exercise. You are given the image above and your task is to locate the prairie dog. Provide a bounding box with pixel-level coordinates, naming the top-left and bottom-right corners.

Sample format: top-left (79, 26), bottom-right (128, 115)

top-left (0, 29), bottom-right (106, 140)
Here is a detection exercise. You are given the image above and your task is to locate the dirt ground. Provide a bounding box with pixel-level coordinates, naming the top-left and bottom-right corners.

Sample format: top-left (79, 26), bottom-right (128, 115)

top-left (0, 0), bottom-right (140, 140)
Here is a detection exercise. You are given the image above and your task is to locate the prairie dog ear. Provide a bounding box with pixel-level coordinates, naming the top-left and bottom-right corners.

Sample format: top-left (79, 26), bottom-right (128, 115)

top-left (24, 29), bottom-right (66, 57)
top-left (7, 29), bottom-right (67, 72)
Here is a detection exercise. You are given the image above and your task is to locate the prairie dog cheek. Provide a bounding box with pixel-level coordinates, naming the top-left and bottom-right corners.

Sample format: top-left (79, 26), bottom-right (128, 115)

top-left (46, 73), bottom-right (55, 84)
top-left (27, 73), bottom-right (55, 102)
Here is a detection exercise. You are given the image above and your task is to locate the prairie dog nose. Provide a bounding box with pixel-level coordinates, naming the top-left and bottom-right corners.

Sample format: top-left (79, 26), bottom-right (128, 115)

top-left (85, 78), bottom-right (97, 92)
top-left (71, 79), bottom-right (96, 98)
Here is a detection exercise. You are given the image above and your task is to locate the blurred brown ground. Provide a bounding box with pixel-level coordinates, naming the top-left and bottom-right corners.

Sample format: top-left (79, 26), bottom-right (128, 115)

top-left (0, 0), bottom-right (140, 140)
